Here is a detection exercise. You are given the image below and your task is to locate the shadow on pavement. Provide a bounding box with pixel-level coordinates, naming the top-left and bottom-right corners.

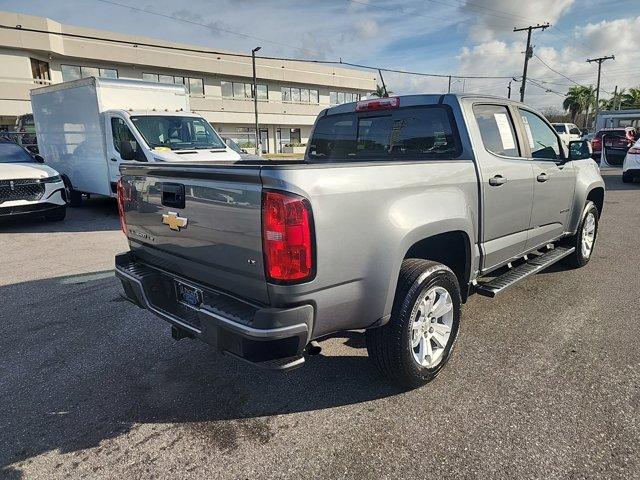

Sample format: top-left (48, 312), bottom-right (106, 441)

top-left (0, 197), bottom-right (119, 234)
top-left (0, 272), bottom-right (400, 474)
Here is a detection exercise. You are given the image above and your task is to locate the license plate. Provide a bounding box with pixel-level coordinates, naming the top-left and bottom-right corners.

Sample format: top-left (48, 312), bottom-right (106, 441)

top-left (175, 280), bottom-right (203, 309)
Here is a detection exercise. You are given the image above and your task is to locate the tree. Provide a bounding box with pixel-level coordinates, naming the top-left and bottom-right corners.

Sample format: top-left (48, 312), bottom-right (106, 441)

top-left (371, 83), bottom-right (393, 98)
top-left (563, 85), bottom-right (595, 127)
top-left (623, 87), bottom-right (640, 109)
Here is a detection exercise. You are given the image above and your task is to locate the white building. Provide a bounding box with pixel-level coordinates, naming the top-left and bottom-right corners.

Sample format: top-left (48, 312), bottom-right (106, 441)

top-left (0, 11), bottom-right (377, 153)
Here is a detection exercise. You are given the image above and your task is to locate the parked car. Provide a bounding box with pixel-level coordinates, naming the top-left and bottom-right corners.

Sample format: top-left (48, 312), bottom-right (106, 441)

top-left (552, 122), bottom-right (582, 145)
top-left (591, 127), bottom-right (637, 165)
top-left (623, 138), bottom-right (640, 183)
top-left (30, 77), bottom-right (240, 207)
top-left (114, 94), bottom-right (604, 388)
top-left (0, 139), bottom-right (67, 221)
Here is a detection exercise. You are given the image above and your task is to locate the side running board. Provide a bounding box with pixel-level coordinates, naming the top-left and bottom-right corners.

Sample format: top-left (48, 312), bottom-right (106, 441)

top-left (475, 246), bottom-right (575, 298)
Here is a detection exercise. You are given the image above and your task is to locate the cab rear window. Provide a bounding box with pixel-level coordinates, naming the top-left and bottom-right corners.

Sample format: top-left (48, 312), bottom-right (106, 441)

top-left (307, 106), bottom-right (460, 161)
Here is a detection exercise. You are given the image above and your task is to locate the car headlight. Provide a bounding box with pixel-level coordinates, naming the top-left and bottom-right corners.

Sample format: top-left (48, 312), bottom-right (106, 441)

top-left (40, 175), bottom-right (62, 183)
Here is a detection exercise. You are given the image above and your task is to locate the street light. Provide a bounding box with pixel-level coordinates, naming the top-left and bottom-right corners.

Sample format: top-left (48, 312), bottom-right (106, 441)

top-left (252, 46), bottom-right (261, 155)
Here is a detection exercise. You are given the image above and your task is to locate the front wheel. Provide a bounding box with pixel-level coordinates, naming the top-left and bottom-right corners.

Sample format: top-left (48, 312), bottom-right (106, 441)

top-left (563, 201), bottom-right (599, 268)
top-left (366, 259), bottom-right (461, 389)
top-left (622, 172), bottom-right (633, 183)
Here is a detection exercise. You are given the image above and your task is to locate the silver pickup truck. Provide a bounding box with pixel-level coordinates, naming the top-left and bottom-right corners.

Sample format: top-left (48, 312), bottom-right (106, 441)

top-left (115, 94), bottom-right (604, 388)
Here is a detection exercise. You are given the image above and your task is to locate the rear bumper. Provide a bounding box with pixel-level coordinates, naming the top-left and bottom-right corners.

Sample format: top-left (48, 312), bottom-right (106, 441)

top-left (115, 252), bottom-right (313, 366)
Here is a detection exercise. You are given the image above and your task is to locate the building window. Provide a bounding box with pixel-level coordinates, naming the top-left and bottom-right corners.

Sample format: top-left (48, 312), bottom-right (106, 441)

top-left (281, 87), bottom-right (319, 104)
top-left (290, 128), bottom-right (301, 144)
top-left (221, 81), bottom-right (267, 100)
top-left (61, 65), bottom-right (119, 82)
top-left (330, 91), bottom-right (361, 105)
top-left (142, 73), bottom-right (159, 82)
top-left (188, 77), bottom-right (204, 95)
top-left (30, 58), bottom-right (50, 84)
top-left (143, 73), bottom-right (203, 95)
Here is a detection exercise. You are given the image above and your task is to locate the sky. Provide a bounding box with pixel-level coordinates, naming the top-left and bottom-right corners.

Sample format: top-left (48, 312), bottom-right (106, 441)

top-left (1, 0), bottom-right (639, 110)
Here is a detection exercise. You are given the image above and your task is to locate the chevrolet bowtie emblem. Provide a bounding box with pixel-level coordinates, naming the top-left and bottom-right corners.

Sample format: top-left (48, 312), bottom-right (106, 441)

top-left (162, 211), bottom-right (188, 231)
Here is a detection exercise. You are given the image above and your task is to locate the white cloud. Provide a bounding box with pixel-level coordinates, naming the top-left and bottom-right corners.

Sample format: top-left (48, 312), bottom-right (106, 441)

top-left (450, 15), bottom-right (640, 109)
top-left (462, 0), bottom-right (575, 43)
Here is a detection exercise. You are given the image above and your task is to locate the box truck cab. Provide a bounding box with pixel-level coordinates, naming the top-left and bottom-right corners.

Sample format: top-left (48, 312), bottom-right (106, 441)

top-left (30, 77), bottom-right (240, 206)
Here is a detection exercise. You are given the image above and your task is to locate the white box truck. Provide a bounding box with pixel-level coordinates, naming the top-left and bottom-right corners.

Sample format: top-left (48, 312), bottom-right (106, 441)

top-left (30, 77), bottom-right (240, 206)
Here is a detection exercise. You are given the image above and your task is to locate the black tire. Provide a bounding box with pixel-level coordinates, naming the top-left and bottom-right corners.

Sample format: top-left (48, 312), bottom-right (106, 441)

top-left (366, 259), bottom-right (461, 389)
top-left (45, 206), bottom-right (66, 222)
top-left (62, 177), bottom-right (82, 207)
top-left (622, 173), bottom-right (633, 183)
top-left (563, 201), bottom-right (599, 268)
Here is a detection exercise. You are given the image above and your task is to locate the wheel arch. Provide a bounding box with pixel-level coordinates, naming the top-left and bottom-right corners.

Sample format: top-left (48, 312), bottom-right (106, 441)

top-left (380, 221), bottom-right (476, 318)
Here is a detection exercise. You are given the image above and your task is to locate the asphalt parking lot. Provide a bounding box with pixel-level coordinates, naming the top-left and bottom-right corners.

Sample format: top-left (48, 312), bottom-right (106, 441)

top-left (0, 168), bottom-right (638, 479)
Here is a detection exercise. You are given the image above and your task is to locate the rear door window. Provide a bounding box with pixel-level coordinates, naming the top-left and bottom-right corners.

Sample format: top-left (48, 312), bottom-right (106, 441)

top-left (307, 106), bottom-right (459, 161)
top-left (553, 124), bottom-right (567, 133)
top-left (473, 104), bottom-right (520, 157)
top-left (519, 109), bottom-right (562, 160)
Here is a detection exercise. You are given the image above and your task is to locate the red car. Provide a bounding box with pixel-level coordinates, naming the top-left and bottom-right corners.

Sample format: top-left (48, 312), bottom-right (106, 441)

top-left (591, 127), bottom-right (638, 165)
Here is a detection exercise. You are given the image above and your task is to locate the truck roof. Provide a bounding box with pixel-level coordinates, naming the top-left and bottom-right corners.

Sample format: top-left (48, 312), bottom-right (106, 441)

top-left (115, 109), bottom-right (200, 117)
top-left (322, 93), bottom-right (530, 116)
top-left (30, 76), bottom-right (187, 96)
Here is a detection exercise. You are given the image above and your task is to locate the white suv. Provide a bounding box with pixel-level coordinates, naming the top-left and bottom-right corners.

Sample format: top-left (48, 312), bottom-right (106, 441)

top-left (0, 139), bottom-right (67, 221)
top-left (623, 138), bottom-right (640, 183)
top-left (552, 123), bottom-right (582, 145)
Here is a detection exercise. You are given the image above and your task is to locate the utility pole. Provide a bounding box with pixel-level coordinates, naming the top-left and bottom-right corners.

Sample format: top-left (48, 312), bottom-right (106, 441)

top-left (514, 23), bottom-right (549, 102)
top-left (447, 75), bottom-right (451, 93)
top-left (251, 46), bottom-right (261, 155)
top-left (507, 80), bottom-right (512, 99)
top-left (587, 55), bottom-right (614, 125)
top-left (613, 85), bottom-right (618, 110)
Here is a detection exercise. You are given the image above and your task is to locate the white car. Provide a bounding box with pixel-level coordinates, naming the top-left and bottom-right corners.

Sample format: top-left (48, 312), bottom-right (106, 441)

top-left (623, 138), bottom-right (640, 183)
top-left (0, 139), bottom-right (67, 221)
top-left (552, 123), bottom-right (582, 145)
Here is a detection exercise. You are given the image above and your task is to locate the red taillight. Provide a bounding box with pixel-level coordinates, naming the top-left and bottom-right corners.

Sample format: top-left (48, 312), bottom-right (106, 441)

top-left (116, 179), bottom-right (128, 235)
top-left (262, 190), bottom-right (314, 283)
top-left (628, 147), bottom-right (640, 154)
top-left (355, 97), bottom-right (400, 112)
top-left (592, 137), bottom-right (601, 150)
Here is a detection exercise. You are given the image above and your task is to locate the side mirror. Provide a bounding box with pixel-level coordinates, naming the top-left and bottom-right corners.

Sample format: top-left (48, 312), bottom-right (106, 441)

top-left (120, 140), bottom-right (136, 161)
top-left (568, 140), bottom-right (592, 161)
top-left (34, 154), bottom-right (45, 163)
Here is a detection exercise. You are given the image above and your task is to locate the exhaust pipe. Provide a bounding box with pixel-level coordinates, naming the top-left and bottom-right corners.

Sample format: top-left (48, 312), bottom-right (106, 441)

top-left (306, 340), bottom-right (322, 355)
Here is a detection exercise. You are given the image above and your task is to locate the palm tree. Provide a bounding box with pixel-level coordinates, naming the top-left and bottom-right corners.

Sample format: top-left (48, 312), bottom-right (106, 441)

top-left (623, 87), bottom-right (640, 109)
top-left (371, 83), bottom-right (393, 98)
top-left (563, 85), bottom-right (595, 127)
top-left (563, 86), bottom-right (583, 122)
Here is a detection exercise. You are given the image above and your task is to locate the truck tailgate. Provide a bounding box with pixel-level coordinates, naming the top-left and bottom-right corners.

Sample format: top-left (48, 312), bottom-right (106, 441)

top-left (120, 163), bottom-right (268, 304)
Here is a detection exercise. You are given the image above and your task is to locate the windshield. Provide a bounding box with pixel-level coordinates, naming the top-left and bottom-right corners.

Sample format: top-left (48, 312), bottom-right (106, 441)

top-left (308, 106), bottom-right (459, 161)
top-left (130, 116), bottom-right (226, 150)
top-left (0, 142), bottom-right (36, 163)
top-left (553, 125), bottom-right (566, 133)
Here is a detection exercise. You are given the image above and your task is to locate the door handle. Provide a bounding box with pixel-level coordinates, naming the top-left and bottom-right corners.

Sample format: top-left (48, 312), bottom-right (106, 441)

top-left (110, 158), bottom-right (119, 162)
top-left (489, 175), bottom-right (507, 186)
top-left (537, 172), bottom-right (549, 182)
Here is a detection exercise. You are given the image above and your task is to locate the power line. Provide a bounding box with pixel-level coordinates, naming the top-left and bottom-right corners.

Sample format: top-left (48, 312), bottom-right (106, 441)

top-left (95, 0), bottom-right (324, 56)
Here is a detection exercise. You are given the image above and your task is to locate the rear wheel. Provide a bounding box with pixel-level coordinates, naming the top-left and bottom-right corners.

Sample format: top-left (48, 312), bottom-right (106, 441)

top-left (563, 201), bottom-right (599, 268)
top-left (366, 259), bottom-right (461, 389)
top-left (622, 172), bottom-right (633, 183)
